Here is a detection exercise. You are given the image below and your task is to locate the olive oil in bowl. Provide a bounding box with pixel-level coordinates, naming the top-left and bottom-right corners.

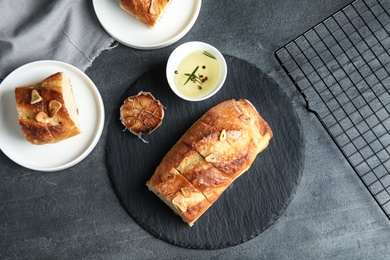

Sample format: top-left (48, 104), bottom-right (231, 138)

top-left (166, 41), bottom-right (227, 101)
top-left (174, 51), bottom-right (220, 99)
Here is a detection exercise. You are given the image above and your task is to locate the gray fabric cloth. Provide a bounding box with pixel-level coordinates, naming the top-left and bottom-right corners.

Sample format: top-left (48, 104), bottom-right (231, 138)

top-left (0, 0), bottom-right (115, 80)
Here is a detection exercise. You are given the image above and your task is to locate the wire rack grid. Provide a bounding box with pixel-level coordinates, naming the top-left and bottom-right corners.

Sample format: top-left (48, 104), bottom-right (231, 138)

top-left (275, 0), bottom-right (390, 219)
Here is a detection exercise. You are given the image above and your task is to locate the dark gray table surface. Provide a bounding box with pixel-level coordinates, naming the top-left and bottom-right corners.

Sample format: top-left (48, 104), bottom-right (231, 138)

top-left (1, 0), bottom-right (390, 259)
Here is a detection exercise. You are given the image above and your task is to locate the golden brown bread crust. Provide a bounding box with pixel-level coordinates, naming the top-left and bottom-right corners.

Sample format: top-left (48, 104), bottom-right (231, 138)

top-left (151, 141), bottom-right (232, 203)
top-left (120, 0), bottom-right (171, 28)
top-left (14, 72), bottom-right (81, 145)
top-left (182, 120), bottom-right (248, 178)
top-left (146, 99), bottom-right (273, 226)
top-left (147, 160), bottom-right (213, 225)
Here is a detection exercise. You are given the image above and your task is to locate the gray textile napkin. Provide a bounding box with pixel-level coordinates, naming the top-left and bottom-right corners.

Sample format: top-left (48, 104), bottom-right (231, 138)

top-left (0, 0), bottom-right (115, 80)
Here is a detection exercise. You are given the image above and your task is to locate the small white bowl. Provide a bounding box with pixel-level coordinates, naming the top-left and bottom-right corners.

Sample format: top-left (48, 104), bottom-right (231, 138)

top-left (166, 41), bottom-right (227, 101)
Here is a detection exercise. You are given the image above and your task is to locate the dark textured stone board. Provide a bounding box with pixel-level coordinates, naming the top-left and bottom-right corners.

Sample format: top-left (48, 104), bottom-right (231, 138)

top-left (106, 55), bottom-right (304, 249)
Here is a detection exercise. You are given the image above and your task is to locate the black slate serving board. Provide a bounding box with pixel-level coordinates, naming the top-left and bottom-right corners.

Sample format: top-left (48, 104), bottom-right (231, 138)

top-left (106, 55), bottom-right (304, 249)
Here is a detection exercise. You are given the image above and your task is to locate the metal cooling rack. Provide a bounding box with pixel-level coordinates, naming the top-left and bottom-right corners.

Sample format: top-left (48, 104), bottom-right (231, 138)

top-left (275, 0), bottom-right (390, 219)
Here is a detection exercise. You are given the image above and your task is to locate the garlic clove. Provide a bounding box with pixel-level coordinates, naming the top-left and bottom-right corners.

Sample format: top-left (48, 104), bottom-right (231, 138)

top-left (30, 89), bottom-right (42, 104)
top-left (35, 111), bottom-right (50, 123)
top-left (48, 100), bottom-right (62, 117)
top-left (149, 0), bottom-right (159, 15)
top-left (219, 129), bottom-right (227, 141)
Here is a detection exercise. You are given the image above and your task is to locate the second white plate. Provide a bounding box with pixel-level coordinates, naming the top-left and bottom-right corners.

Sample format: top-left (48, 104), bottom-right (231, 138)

top-left (0, 61), bottom-right (105, 172)
top-left (93, 0), bottom-right (202, 50)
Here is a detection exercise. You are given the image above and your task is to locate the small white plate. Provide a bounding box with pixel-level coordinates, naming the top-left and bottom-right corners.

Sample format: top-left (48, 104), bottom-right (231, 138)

top-left (0, 61), bottom-right (105, 172)
top-left (93, 0), bottom-right (202, 50)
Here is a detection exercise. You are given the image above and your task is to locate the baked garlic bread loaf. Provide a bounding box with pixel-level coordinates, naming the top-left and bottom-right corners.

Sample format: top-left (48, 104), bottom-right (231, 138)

top-left (14, 72), bottom-right (81, 145)
top-left (146, 99), bottom-right (273, 226)
top-left (120, 0), bottom-right (171, 28)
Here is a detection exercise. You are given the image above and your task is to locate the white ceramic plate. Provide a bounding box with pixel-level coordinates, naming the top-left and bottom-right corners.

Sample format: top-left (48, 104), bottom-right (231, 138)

top-left (0, 61), bottom-right (105, 172)
top-left (93, 0), bottom-right (202, 50)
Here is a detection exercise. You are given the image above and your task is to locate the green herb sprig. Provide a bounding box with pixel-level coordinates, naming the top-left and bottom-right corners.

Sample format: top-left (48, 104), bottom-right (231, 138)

top-left (203, 51), bottom-right (216, 59)
top-left (184, 72), bottom-right (204, 85)
top-left (183, 66), bottom-right (199, 85)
